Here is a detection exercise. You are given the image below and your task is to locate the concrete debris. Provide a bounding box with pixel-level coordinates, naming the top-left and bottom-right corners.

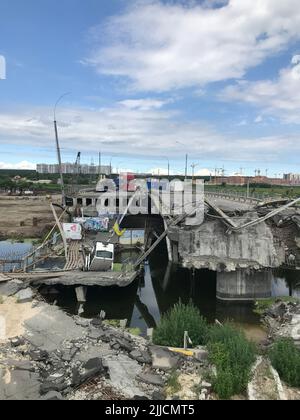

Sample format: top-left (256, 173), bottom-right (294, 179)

top-left (0, 299), bottom-right (199, 400)
top-left (41, 391), bottom-right (64, 400)
top-left (201, 381), bottom-right (212, 389)
top-left (194, 348), bottom-right (209, 362)
top-left (15, 288), bottom-right (34, 303)
top-left (261, 300), bottom-right (300, 348)
top-left (137, 373), bottom-right (164, 387)
top-left (149, 346), bottom-right (181, 371)
top-left (103, 354), bottom-right (144, 398)
top-left (0, 280), bottom-right (24, 297)
top-left (10, 336), bottom-right (26, 347)
top-left (129, 349), bottom-right (152, 364)
top-left (0, 367), bottom-right (41, 400)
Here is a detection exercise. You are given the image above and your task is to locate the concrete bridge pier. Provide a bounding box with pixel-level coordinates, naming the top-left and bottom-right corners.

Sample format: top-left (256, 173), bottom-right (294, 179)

top-left (216, 269), bottom-right (272, 301)
top-left (75, 286), bottom-right (87, 303)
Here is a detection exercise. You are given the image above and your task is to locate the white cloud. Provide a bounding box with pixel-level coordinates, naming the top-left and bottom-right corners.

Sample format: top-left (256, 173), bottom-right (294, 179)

top-left (1, 104), bottom-right (300, 165)
top-left (237, 120), bottom-right (248, 127)
top-left (255, 115), bottom-right (263, 123)
top-left (195, 168), bottom-right (213, 176)
top-left (84, 0), bottom-right (300, 92)
top-left (148, 168), bottom-right (170, 176)
top-left (119, 98), bottom-right (171, 111)
top-left (220, 56), bottom-right (300, 123)
top-left (0, 161), bottom-right (36, 170)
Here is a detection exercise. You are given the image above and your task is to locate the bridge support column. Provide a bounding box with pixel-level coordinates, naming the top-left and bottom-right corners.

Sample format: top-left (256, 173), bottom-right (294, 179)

top-left (75, 286), bottom-right (87, 303)
top-left (172, 243), bottom-right (179, 264)
top-left (216, 269), bottom-right (272, 301)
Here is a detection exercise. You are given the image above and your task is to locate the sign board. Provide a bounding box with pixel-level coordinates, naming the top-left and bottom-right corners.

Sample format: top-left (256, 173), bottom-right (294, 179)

top-left (63, 223), bottom-right (82, 240)
top-left (74, 217), bottom-right (109, 232)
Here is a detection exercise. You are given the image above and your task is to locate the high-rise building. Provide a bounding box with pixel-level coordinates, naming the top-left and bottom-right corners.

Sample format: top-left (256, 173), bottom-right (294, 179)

top-left (37, 163), bottom-right (111, 175)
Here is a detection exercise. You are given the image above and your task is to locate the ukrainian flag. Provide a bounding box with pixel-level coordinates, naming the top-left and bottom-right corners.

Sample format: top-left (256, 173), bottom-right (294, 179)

top-left (113, 222), bottom-right (126, 237)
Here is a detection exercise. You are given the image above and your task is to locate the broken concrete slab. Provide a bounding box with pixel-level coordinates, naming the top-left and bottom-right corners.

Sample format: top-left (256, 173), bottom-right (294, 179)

top-left (0, 359), bottom-right (35, 372)
top-left (75, 318), bottom-right (90, 328)
top-left (0, 367), bottom-right (41, 400)
top-left (29, 349), bottom-right (49, 362)
top-left (149, 346), bottom-right (181, 371)
top-left (88, 328), bottom-right (105, 341)
top-left (74, 343), bottom-right (111, 364)
top-left (103, 354), bottom-right (144, 398)
top-left (110, 337), bottom-right (134, 353)
top-left (23, 303), bottom-right (86, 353)
top-left (40, 391), bottom-right (64, 400)
top-left (0, 280), bottom-right (24, 297)
top-left (129, 350), bottom-right (152, 364)
top-left (137, 373), bottom-right (164, 387)
top-left (40, 381), bottom-right (69, 395)
top-left (15, 288), bottom-right (34, 303)
top-left (193, 348), bottom-right (209, 362)
top-left (71, 359), bottom-right (105, 387)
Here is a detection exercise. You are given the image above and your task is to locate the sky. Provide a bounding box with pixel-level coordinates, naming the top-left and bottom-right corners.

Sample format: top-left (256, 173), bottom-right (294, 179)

top-left (1, 0), bottom-right (300, 176)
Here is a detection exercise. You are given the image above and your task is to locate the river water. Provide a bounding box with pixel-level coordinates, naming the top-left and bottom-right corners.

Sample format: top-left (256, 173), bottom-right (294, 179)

top-left (2, 241), bottom-right (300, 341)
top-left (38, 243), bottom-right (300, 341)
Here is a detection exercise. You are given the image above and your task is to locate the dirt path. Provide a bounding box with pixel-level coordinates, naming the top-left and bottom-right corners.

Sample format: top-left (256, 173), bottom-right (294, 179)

top-left (0, 297), bottom-right (41, 341)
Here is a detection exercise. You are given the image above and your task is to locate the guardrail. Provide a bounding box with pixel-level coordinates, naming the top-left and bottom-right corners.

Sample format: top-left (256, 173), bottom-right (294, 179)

top-left (205, 191), bottom-right (261, 205)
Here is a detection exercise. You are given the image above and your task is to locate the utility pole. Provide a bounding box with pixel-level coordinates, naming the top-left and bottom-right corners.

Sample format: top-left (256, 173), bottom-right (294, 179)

top-left (98, 152), bottom-right (102, 177)
top-left (54, 93), bottom-right (70, 207)
top-left (247, 179), bottom-right (250, 198)
top-left (191, 163), bottom-right (198, 183)
top-left (185, 154), bottom-right (188, 181)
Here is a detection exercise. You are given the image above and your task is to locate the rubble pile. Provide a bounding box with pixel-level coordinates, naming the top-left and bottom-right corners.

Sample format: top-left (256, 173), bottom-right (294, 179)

top-left (261, 299), bottom-right (300, 347)
top-left (0, 296), bottom-right (210, 400)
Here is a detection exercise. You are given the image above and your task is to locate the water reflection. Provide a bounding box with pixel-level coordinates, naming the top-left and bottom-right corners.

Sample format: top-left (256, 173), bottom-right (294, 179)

top-left (40, 243), bottom-right (300, 337)
top-left (272, 269), bottom-right (300, 298)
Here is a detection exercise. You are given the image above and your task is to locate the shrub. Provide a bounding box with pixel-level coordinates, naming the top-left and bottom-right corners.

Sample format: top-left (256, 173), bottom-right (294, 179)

top-left (269, 338), bottom-right (300, 387)
top-left (152, 302), bottom-right (209, 348)
top-left (167, 371), bottom-right (181, 394)
top-left (208, 324), bottom-right (256, 399)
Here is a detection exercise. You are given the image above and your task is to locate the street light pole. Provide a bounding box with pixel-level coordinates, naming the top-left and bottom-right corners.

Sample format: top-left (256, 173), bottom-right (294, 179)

top-left (53, 92), bottom-right (70, 207)
top-left (191, 163), bottom-right (198, 183)
top-left (185, 154), bottom-right (188, 181)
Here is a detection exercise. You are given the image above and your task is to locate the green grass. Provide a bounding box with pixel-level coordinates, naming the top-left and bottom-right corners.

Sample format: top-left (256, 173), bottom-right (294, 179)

top-left (269, 338), bottom-right (300, 387)
top-left (103, 319), bottom-right (141, 336)
top-left (152, 302), bottom-right (209, 348)
top-left (254, 297), bottom-right (300, 315)
top-left (167, 371), bottom-right (181, 394)
top-left (127, 327), bottom-right (141, 336)
top-left (208, 324), bottom-right (257, 399)
top-left (152, 305), bottom-right (258, 399)
top-left (113, 263), bottom-right (123, 272)
top-left (205, 184), bottom-right (300, 199)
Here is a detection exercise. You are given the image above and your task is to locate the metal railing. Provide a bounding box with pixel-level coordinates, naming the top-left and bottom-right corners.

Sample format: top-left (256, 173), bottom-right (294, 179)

top-left (205, 190), bottom-right (261, 204)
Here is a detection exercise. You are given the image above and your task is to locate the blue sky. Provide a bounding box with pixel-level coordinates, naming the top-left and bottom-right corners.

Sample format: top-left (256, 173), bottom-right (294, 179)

top-left (1, 0), bottom-right (300, 176)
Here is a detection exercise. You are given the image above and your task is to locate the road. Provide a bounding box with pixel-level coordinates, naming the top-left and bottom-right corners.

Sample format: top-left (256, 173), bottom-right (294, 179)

top-left (205, 196), bottom-right (256, 212)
